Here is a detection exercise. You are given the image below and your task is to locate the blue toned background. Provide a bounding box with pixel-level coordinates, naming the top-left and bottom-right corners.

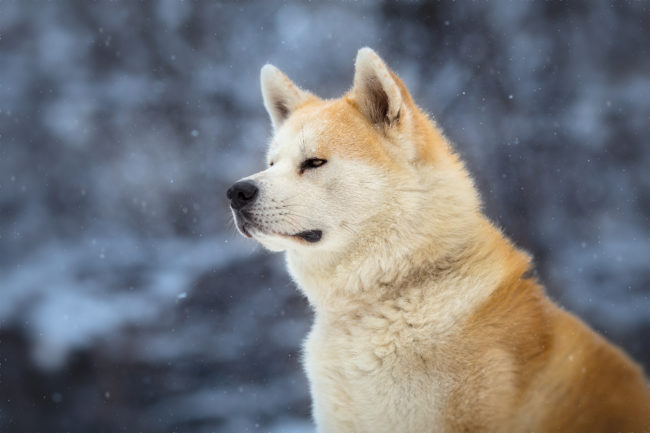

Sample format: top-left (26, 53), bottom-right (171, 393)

top-left (1, 1), bottom-right (649, 432)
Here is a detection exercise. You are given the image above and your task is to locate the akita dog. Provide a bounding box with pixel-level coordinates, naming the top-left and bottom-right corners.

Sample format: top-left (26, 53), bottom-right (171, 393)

top-left (227, 48), bottom-right (650, 432)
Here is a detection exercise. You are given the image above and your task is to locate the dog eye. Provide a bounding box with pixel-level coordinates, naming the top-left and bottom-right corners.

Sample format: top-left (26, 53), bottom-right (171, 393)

top-left (300, 158), bottom-right (327, 173)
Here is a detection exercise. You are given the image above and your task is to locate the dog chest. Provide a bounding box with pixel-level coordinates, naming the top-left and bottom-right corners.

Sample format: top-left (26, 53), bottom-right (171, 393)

top-left (303, 320), bottom-right (449, 433)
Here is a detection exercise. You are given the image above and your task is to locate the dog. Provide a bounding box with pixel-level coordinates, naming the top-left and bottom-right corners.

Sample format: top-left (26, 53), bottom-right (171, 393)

top-left (227, 48), bottom-right (650, 432)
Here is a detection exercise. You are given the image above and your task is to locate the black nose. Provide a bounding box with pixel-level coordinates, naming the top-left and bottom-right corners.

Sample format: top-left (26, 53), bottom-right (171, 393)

top-left (227, 180), bottom-right (259, 210)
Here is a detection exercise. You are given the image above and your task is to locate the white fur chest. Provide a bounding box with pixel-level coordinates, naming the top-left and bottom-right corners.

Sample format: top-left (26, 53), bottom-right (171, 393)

top-left (302, 314), bottom-right (451, 433)
top-left (285, 239), bottom-right (501, 433)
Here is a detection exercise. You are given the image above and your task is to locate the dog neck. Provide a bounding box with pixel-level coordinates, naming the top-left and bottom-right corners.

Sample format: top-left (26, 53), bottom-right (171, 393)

top-left (286, 216), bottom-right (530, 327)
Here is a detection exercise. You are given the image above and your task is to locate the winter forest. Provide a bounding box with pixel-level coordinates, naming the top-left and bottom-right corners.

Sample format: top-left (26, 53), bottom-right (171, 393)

top-left (0, 1), bottom-right (649, 432)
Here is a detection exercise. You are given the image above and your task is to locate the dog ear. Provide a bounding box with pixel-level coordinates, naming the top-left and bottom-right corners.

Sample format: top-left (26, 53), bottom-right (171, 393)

top-left (260, 64), bottom-right (311, 130)
top-left (352, 48), bottom-right (404, 128)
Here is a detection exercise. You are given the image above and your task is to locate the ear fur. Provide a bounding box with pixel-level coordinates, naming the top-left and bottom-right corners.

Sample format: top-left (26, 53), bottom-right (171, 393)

top-left (260, 64), bottom-right (311, 130)
top-left (352, 48), bottom-right (403, 127)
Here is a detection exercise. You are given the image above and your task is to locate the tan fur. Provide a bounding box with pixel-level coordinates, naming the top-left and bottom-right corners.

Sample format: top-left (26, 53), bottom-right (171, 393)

top-left (232, 48), bottom-right (650, 432)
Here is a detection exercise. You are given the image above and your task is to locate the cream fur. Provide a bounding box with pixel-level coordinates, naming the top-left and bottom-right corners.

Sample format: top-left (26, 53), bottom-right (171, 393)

top-left (230, 48), bottom-right (650, 433)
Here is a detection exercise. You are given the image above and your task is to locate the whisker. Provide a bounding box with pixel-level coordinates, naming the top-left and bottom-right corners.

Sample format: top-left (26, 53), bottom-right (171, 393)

top-left (395, 188), bottom-right (429, 193)
top-left (340, 221), bottom-right (359, 236)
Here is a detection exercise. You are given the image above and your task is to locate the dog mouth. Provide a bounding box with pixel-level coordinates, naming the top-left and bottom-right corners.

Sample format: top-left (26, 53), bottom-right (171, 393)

top-left (239, 222), bottom-right (253, 238)
top-left (293, 230), bottom-right (322, 243)
top-left (230, 210), bottom-right (251, 238)
top-left (233, 211), bottom-right (322, 243)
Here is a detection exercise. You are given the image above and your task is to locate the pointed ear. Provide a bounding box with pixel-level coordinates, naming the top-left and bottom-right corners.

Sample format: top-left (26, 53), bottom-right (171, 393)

top-left (352, 48), bottom-right (404, 127)
top-left (260, 64), bottom-right (311, 130)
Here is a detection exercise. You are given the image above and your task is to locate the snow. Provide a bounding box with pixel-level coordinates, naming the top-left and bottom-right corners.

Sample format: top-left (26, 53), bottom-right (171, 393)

top-left (1, 1), bottom-right (649, 432)
top-left (1, 236), bottom-right (253, 370)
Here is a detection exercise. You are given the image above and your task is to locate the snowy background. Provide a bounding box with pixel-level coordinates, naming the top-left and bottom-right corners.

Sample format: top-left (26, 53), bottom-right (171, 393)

top-left (1, 1), bottom-right (649, 432)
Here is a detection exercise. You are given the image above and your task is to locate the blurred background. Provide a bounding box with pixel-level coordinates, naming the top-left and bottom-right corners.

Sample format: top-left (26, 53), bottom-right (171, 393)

top-left (1, 1), bottom-right (649, 432)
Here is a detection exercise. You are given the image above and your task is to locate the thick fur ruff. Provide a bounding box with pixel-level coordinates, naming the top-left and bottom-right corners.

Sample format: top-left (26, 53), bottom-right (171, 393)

top-left (230, 48), bottom-right (650, 432)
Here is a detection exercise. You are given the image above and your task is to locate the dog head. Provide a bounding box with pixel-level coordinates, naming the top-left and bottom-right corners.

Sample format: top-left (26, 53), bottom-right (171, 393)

top-left (228, 48), bottom-right (480, 259)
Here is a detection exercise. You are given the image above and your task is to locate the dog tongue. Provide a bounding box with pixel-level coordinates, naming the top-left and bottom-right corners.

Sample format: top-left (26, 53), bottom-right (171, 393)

top-left (296, 230), bottom-right (322, 243)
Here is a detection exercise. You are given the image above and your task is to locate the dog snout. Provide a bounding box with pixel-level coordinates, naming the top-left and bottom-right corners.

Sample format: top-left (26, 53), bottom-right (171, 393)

top-left (227, 180), bottom-right (259, 210)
